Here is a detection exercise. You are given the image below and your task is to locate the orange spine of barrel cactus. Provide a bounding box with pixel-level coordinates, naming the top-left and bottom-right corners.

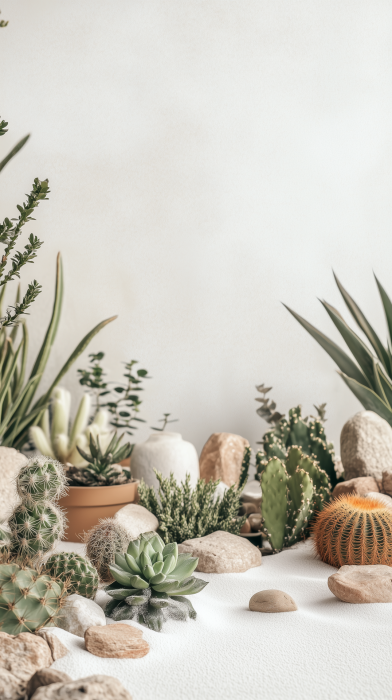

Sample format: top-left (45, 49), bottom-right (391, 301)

top-left (312, 495), bottom-right (392, 568)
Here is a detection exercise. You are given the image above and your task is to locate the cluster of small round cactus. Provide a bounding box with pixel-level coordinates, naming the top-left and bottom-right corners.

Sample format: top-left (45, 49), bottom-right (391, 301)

top-left (45, 552), bottom-right (98, 599)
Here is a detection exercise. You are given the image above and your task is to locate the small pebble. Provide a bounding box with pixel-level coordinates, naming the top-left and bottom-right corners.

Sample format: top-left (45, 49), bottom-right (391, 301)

top-left (249, 589), bottom-right (297, 613)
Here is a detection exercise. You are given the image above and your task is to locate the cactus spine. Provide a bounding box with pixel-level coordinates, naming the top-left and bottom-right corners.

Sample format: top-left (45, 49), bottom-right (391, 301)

top-left (261, 446), bottom-right (331, 552)
top-left (313, 495), bottom-right (392, 567)
top-left (0, 562), bottom-right (66, 634)
top-left (44, 552), bottom-right (99, 599)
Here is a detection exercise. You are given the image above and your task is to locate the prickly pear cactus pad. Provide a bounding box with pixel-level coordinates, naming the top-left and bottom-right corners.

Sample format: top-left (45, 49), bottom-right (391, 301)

top-left (0, 562), bottom-right (66, 634)
top-left (44, 552), bottom-right (99, 599)
top-left (104, 531), bottom-right (208, 631)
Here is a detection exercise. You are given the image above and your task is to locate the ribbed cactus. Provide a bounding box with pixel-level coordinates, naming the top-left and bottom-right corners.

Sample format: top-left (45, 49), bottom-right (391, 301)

top-left (261, 446), bottom-right (331, 552)
top-left (0, 562), bottom-right (66, 634)
top-left (44, 552), bottom-right (99, 599)
top-left (8, 457), bottom-right (67, 562)
top-left (313, 495), bottom-right (392, 567)
top-left (84, 518), bottom-right (129, 583)
top-left (257, 401), bottom-right (337, 487)
top-left (105, 531), bottom-right (208, 631)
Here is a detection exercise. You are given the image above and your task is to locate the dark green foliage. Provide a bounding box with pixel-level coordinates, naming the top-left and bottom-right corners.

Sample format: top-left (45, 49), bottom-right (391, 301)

top-left (138, 448), bottom-right (250, 544)
top-left (69, 432), bottom-right (133, 486)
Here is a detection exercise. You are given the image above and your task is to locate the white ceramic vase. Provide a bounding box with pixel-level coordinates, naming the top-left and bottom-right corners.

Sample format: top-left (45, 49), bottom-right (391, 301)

top-left (131, 432), bottom-right (200, 490)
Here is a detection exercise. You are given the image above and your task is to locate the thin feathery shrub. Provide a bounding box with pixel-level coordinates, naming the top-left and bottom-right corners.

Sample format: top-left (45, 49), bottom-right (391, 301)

top-left (313, 494), bottom-right (392, 568)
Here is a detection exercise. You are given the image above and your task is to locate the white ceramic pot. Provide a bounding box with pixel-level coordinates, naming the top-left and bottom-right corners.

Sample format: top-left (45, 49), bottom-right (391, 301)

top-left (131, 432), bottom-right (200, 490)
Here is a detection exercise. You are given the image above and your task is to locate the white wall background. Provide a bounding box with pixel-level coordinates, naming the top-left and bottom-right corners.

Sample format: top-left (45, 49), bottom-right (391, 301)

top-left (1, 0), bottom-right (391, 462)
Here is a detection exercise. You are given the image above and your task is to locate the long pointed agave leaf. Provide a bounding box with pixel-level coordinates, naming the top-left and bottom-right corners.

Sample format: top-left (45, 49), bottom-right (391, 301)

top-left (321, 300), bottom-right (376, 389)
top-left (372, 359), bottom-right (389, 406)
top-left (374, 275), bottom-right (392, 374)
top-left (339, 372), bottom-right (392, 425)
top-left (376, 364), bottom-right (392, 408)
top-left (334, 272), bottom-right (390, 372)
top-left (284, 304), bottom-right (370, 387)
top-left (0, 134), bottom-right (30, 172)
top-left (0, 374), bottom-right (45, 443)
top-left (0, 340), bottom-right (22, 414)
top-left (14, 322), bottom-right (28, 399)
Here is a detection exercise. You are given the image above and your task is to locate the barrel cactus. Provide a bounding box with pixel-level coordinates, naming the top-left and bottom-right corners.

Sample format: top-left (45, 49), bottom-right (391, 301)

top-left (44, 552), bottom-right (99, 599)
top-left (84, 518), bottom-right (129, 583)
top-left (105, 531), bottom-right (208, 631)
top-left (261, 446), bottom-right (331, 552)
top-left (0, 561), bottom-right (66, 634)
top-left (313, 495), bottom-right (392, 567)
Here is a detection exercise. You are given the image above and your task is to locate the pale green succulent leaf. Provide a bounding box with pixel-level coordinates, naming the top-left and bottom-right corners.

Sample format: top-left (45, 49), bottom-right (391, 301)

top-left (108, 565), bottom-right (134, 587)
top-left (129, 574), bottom-right (150, 589)
top-left (124, 553), bottom-right (142, 575)
top-left (127, 540), bottom-right (140, 559)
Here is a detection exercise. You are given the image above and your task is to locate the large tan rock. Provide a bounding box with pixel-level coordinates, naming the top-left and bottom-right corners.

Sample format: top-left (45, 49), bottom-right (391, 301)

top-left (332, 476), bottom-right (380, 499)
top-left (328, 565), bottom-right (392, 603)
top-left (0, 668), bottom-right (26, 700)
top-left (85, 623), bottom-right (149, 659)
top-left (199, 433), bottom-right (249, 487)
top-left (0, 632), bottom-right (52, 683)
top-left (114, 503), bottom-right (158, 539)
top-left (30, 675), bottom-right (132, 699)
top-left (36, 629), bottom-right (68, 662)
top-left (0, 447), bottom-right (27, 521)
top-left (340, 411), bottom-right (392, 481)
top-left (249, 589), bottom-right (297, 613)
top-left (178, 530), bottom-right (261, 573)
top-left (380, 471), bottom-right (392, 496)
top-left (26, 668), bottom-right (71, 698)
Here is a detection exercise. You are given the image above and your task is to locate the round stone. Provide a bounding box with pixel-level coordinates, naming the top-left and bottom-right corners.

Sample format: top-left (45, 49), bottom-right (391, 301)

top-left (249, 589), bottom-right (297, 613)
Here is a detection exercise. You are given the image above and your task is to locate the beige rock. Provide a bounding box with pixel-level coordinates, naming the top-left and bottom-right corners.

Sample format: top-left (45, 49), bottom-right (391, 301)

top-left (199, 433), bottom-right (249, 487)
top-left (249, 513), bottom-right (262, 532)
top-left (114, 503), bottom-right (158, 540)
top-left (332, 476), bottom-right (380, 499)
top-left (0, 632), bottom-right (52, 683)
top-left (36, 629), bottom-right (68, 662)
top-left (328, 565), bottom-right (392, 603)
top-left (56, 594), bottom-right (106, 638)
top-left (240, 519), bottom-right (251, 534)
top-left (380, 471), bottom-right (392, 496)
top-left (239, 502), bottom-right (258, 516)
top-left (241, 480), bottom-right (262, 507)
top-left (30, 675), bottom-right (132, 699)
top-left (249, 589), bottom-right (297, 613)
top-left (365, 492), bottom-right (392, 508)
top-left (341, 411), bottom-right (392, 481)
top-left (0, 447), bottom-right (27, 521)
top-left (26, 668), bottom-right (71, 698)
top-left (178, 530), bottom-right (261, 573)
top-left (0, 668), bottom-right (26, 700)
top-left (84, 623), bottom-right (149, 659)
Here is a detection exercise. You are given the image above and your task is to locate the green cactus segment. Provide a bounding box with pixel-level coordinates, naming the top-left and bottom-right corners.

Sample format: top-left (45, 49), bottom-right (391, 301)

top-left (105, 531), bottom-right (208, 631)
top-left (44, 552), bottom-right (98, 599)
top-left (9, 502), bottom-right (64, 558)
top-left (261, 446), bottom-right (331, 552)
top-left (16, 458), bottom-right (67, 503)
top-left (258, 405), bottom-right (337, 487)
top-left (0, 563), bottom-right (65, 634)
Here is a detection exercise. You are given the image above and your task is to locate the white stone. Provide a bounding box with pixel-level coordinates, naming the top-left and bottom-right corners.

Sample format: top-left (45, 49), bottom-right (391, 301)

top-left (130, 432), bottom-right (199, 490)
top-left (0, 447), bottom-right (27, 522)
top-left (340, 411), bottom-right (392, 481)
top-left (56, 594), bottom-right (106, 638)
top-left (365, 492), bottom-right (392, 508)
top-left (241, 479), bottom-right (262, 507)
top-left (114, 503), bottom-right (159, 539)
top-left (178, 530), bottom-right (262, 573)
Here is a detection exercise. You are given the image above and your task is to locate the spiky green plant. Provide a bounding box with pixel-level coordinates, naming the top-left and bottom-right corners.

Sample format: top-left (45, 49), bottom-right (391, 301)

top-left (104, 531), bottom-right (208, 631)
top-left (285, 273), bottom-right (392, 428)
top-left (8, 457), bottom-right (67, 562)
top-left (44, 552), bottom-right (98, 599)
top-left (261, 446), bottom-right (331, 552)
top-left (0, 561), bottom-right (66, 634)
top-left (138, 448), bottom-right (250, 544)
top-left (84, 518), bottom-right (129, 583)
top-left (68, 432), bottom-right (133, 486)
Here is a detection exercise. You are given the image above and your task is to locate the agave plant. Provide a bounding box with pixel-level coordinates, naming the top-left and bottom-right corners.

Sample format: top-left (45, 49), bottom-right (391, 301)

top-left (104, 531), bottom-right (208, 631)
top-left (285, 273), bottom-right (392, 427)
top-left (67, 432), bottom-right (133, 486)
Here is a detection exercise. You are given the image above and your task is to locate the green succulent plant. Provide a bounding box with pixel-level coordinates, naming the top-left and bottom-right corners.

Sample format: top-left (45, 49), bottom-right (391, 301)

top-left (261, 446), bottom-right (331, 552)
top-left (285, 273), bottom-right (392, 428)
top-left (0, 561), bottom-right (66, 634)
top-left (66, 432), bottom-right (133, 486)
top-left (104, 531), bottom-right (208, 631)
top-left (44, 552), bottom-right (99, 599)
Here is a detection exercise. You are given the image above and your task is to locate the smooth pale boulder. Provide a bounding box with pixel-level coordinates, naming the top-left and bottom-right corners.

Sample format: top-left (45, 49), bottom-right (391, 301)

top-left (328, 565), bottom-right (392, 603)
top-left (114, 503), bottom-right (158, 540)
top-left (26, 668), bottom-right (72, 697)
top-left (56, 594), bottom-right (106, 638)
top-left (249, 590), bottom-right (297, 613)
top-left (0, 447), bottom-right (27, 521)
top-left (365, 492), bottom-right (392, 508)
top-left (85, 624), bottom-right (149, 659)
top-left (0, 632), bottom-right (52, 682)
top-left (332, 476), bottom-right (380, 499)
top-left (340, 411), bottom-right (392, 481)
top-left (199, 432), bottom-right (249, 487)
top-left (178, 530), bottom-right (261, 573)
top-left (30, 675), bottom-right (133, 699)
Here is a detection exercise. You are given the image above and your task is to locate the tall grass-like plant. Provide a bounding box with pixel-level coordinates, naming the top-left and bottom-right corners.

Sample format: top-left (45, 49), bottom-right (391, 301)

top-left (285, 273), bottom-right (392, 427)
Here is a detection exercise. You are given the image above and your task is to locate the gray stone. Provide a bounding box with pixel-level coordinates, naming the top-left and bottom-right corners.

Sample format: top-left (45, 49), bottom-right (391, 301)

top-left (114, 503), bottom-right (158, 540)
top-left (340, 411), bottom-right (392, 481)
top-left (249, 589), bottom-right (297, 613)
top-left (328, 565), bottom-right (392, 603)
top-left (332, 476), bottom-right (380, 499)
top-left (199, 433), bottom-right (249, 487)
top-left (26, 669), bottom-right (71, 698)
top-left (178, 530), bottom-right (262, 573)
top-left (30, 675), bottom-right (132, 699)
top-left (0, 447), bottom-right (27, 522)
top-left (56, 594), bottom-right (106, 638)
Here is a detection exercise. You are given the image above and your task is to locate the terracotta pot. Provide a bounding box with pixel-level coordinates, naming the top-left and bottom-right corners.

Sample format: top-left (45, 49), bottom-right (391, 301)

top-left (58, 480), bottom-right (139, 542)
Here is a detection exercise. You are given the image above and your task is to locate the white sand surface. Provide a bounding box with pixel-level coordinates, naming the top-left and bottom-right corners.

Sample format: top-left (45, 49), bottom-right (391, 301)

top-left (51, 539), bottom-right (392, 700)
